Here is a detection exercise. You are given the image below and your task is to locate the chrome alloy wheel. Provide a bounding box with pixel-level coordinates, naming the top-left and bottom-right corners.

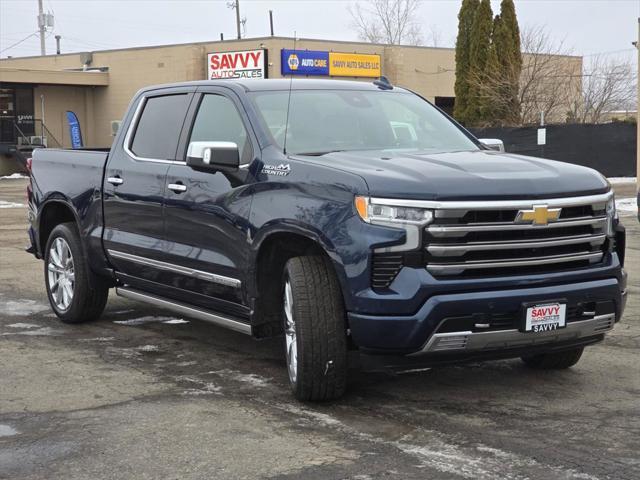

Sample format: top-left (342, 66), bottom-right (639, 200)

top-left (283, 279), bottom-right (298, 383)
top-left (47, 237), bottom-right (75, 312)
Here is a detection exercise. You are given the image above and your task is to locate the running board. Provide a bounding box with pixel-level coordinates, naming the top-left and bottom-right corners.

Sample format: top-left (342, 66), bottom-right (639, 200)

top-left (115, 287), bottom-right (252, 335)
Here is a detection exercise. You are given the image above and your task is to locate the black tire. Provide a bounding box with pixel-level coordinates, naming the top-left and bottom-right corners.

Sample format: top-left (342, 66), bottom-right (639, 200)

top-left (44, 222), bottom-right (109, 323)
top-left (283, 256), bottom-right (348, 402)
top-left (521, 347), bottom-right (584, 370)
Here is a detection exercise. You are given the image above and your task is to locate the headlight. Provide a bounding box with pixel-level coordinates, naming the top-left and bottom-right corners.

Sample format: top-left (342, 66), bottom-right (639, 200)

top-left (355, 196), bottom-right (433, 252)
top-left (605, 195), bottom-right (617, 236)
top-left (355, 196), bottom-right (433, 226)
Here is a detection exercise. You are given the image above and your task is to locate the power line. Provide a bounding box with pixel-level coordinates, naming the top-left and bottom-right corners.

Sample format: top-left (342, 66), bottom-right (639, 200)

top-left (0, 31), bottom-right (39, 54)
top-left (582, 48), bottom-right (637, 57)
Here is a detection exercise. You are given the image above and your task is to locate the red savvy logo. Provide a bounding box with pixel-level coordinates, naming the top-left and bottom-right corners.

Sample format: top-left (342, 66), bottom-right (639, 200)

top-left (210, 51), bottom-right (262, 70)
top-left (531, 306), bottom-right (560, 318)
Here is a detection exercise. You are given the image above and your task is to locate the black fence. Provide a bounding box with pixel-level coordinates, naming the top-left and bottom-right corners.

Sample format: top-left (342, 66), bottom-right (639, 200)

top-left (470, 123), bottom-right (637, 177)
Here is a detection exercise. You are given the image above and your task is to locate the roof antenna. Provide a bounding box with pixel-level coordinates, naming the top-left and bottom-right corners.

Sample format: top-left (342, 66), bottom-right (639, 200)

top-left (373, 75), bottom-right (393, 90)
top-left (282, 31), bottom-right (296, 156)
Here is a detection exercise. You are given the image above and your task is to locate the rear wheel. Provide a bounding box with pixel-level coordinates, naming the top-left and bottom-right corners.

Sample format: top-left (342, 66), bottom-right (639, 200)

top-left (521, 347), bottom-right (584, 369)
top-left (283, 256), bottom-right (348, 401)
top-left (44, 223), bottom-right (108, 323)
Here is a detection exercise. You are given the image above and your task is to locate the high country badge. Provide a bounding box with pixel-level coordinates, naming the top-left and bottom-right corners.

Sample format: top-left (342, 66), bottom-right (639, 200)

top-left (262, 164), bottom-right (291, 176)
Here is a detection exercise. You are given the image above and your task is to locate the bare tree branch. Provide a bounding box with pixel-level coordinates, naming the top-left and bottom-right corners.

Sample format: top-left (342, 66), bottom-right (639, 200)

top-left (518, 25), bottom-right (579, 125)
top-left (426, 24), bottom-right (442, 48)
top-left (465, 24), bottom-right (585, 126)
top-left (349, 0), bottom-right (423, 46)
top-left (573, 55), bottom-right (636, 123)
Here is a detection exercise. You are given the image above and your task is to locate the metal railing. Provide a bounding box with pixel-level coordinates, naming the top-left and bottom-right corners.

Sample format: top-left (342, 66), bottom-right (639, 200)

top-left (12, 119), bottom-right (62, 149)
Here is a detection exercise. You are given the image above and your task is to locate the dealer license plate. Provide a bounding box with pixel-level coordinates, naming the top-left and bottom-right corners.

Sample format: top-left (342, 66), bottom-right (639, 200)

top-left (524, 303), bottom-right (567, 332)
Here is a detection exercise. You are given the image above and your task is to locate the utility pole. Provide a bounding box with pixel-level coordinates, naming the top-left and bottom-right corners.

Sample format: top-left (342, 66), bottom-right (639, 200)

top-left (269, 10), bottom-right (274, 36)
top-left (235, 0), bottom-right (241, 39)
top-left (37, 0), bottom-right (46, 55)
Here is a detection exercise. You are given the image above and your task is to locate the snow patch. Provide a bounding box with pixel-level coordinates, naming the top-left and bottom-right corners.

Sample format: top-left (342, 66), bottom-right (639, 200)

top-left (177, 376), bottom-right (222, 396)
top-left (0, 200), bottom-right (25, 209)
top-left (616, 197), bottom-right (638, 214)
top-left (608, 177), bottom-right (636, 184)
top-left (0, 173), bottom-right (27, 180)
top-left (163, 319), bottom-right (189, 324)
top-left (105, 347), bottom-right (141, 359)
top-left (113, 316), bottom-right (186, 326)
top-left (397, 367), bottom-right (432, 375)
top-left (268, 403), bottom-right (600, 480)
top-left (232, 373), bottom-right (271, 388)
top-left (7, 323), bottom-right (40, 329)
top-left (81, 337), bottom-right (115, 342)
top-left (393, 434), bottom-right (600, 480)
top-left (137, 344), bottom-right (160, 353)
top-left (207, 369), bottom-right (271, 388)
top-left (277, 403), bottom-right (344, 428)
top-left (0, 299), bottom-right (48, 316)
top-left (0, 424), bottom-right (19, 437)
top-left (2, 327), bottom-right (60, 336)
top-left (181, 383), bottom-right (222, 396)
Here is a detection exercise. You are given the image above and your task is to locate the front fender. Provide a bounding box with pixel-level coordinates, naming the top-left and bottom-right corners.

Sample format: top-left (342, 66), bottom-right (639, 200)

top-left (247, 188), bottom-right (404, 311)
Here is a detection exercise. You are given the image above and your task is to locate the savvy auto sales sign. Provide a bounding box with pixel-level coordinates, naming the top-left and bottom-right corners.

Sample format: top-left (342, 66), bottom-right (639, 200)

top-left (207, 49), bottom-right (267, 80)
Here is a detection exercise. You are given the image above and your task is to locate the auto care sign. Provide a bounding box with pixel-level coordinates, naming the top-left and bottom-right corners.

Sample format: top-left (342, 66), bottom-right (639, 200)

top-left (207, 49), bottom-right (267, 80)
top-left (280, 49), bottom-right (381, 78)
top-left (281, 49), bottom-right (329, 76)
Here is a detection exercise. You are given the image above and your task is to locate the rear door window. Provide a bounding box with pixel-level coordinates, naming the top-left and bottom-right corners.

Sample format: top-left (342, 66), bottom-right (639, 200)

top-left (130, 94), bottom-right (190, 160)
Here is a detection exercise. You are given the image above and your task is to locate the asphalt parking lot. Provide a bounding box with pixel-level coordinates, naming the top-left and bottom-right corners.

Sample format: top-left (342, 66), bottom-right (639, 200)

top-left (1, 176), bottom-right (639, 480)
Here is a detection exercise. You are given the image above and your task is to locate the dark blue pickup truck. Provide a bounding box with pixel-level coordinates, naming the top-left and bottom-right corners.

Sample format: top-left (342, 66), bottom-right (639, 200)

top-left (28, 79), bottom-right (627, 401)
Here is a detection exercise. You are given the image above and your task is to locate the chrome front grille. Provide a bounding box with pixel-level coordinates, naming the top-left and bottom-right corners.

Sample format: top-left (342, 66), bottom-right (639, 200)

top-left (424, 193), bottom-right (611, 277)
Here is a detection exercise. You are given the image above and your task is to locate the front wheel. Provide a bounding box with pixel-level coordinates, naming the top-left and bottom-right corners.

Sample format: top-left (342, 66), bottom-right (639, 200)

top-left (44, 223), bottom-right (109, 323)
top-left (521, 347), bottom-right (584, 369)
top-left (283, 256), bottom-right (348, 402)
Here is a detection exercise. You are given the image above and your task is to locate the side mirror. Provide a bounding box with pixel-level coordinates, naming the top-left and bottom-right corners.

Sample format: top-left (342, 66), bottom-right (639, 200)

top-left (479, 138), bottom-right (505, 152)
top-left (186, 141), bottom-right (240, 171)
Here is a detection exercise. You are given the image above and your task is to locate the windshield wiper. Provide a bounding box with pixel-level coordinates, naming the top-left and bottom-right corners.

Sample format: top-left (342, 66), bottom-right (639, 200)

top-left (295, 150), bottom-right (345, 156)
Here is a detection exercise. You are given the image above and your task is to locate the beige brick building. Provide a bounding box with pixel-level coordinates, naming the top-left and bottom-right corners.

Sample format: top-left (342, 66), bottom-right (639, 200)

top-left (0, 36), bottom-right (582, 153)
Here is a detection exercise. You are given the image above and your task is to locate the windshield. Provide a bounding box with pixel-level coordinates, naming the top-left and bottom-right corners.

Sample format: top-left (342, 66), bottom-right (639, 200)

top-left (250, 89), bottom-right (479, 155)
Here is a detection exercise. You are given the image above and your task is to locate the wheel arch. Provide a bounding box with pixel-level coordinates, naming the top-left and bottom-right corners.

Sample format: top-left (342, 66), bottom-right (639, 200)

top-left (38, 197), bottom-right (81, 255)
top-left (249, 226), bottom-right (350, 338)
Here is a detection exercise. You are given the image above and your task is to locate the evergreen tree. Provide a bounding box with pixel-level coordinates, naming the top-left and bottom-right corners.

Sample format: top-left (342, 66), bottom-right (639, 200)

top-left (453, 0), bottom-right (480, 124)
top-left (466, 0), bottom-right (493, 124)
top-left (492, 0), bottom-right (522, 124)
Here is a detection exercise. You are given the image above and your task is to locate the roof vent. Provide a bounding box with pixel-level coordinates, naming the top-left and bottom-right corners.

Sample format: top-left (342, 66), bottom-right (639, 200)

top-left (80, 52), bottom-right (93, 68)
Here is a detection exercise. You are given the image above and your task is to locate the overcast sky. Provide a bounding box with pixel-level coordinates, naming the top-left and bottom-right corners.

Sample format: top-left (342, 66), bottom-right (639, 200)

top-left (1, 0), bottom-right (639, 65)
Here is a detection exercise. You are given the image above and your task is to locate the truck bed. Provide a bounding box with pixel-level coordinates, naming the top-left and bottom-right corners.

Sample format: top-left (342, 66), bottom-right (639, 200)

top-left (31, 148), bottom-right (109, 201)
top-left (29, 148), bottom-right (110, 267)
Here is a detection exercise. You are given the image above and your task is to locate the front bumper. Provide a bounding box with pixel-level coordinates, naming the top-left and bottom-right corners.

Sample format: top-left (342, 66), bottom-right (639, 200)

top-left (412, 313), bottom-right (614, 355)
top-left (348, 277), bottom-right (625, 355)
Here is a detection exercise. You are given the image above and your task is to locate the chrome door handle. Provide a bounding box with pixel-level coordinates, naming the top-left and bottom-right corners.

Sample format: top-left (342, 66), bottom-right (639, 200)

top-left (168, 183), bottom-right (187, 193)
top-left (107, 176), bottom-right (124, 186)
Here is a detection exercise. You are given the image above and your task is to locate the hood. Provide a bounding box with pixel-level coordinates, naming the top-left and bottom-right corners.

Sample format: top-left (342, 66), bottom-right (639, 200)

top-left (296, 150), bottom-right (610, 200)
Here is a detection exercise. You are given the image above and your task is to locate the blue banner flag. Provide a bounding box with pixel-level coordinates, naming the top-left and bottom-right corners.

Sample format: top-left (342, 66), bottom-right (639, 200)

top-left (281, 49), bottom-right (330, 76)
top-left (65, 111), bottom-right (83, 149)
